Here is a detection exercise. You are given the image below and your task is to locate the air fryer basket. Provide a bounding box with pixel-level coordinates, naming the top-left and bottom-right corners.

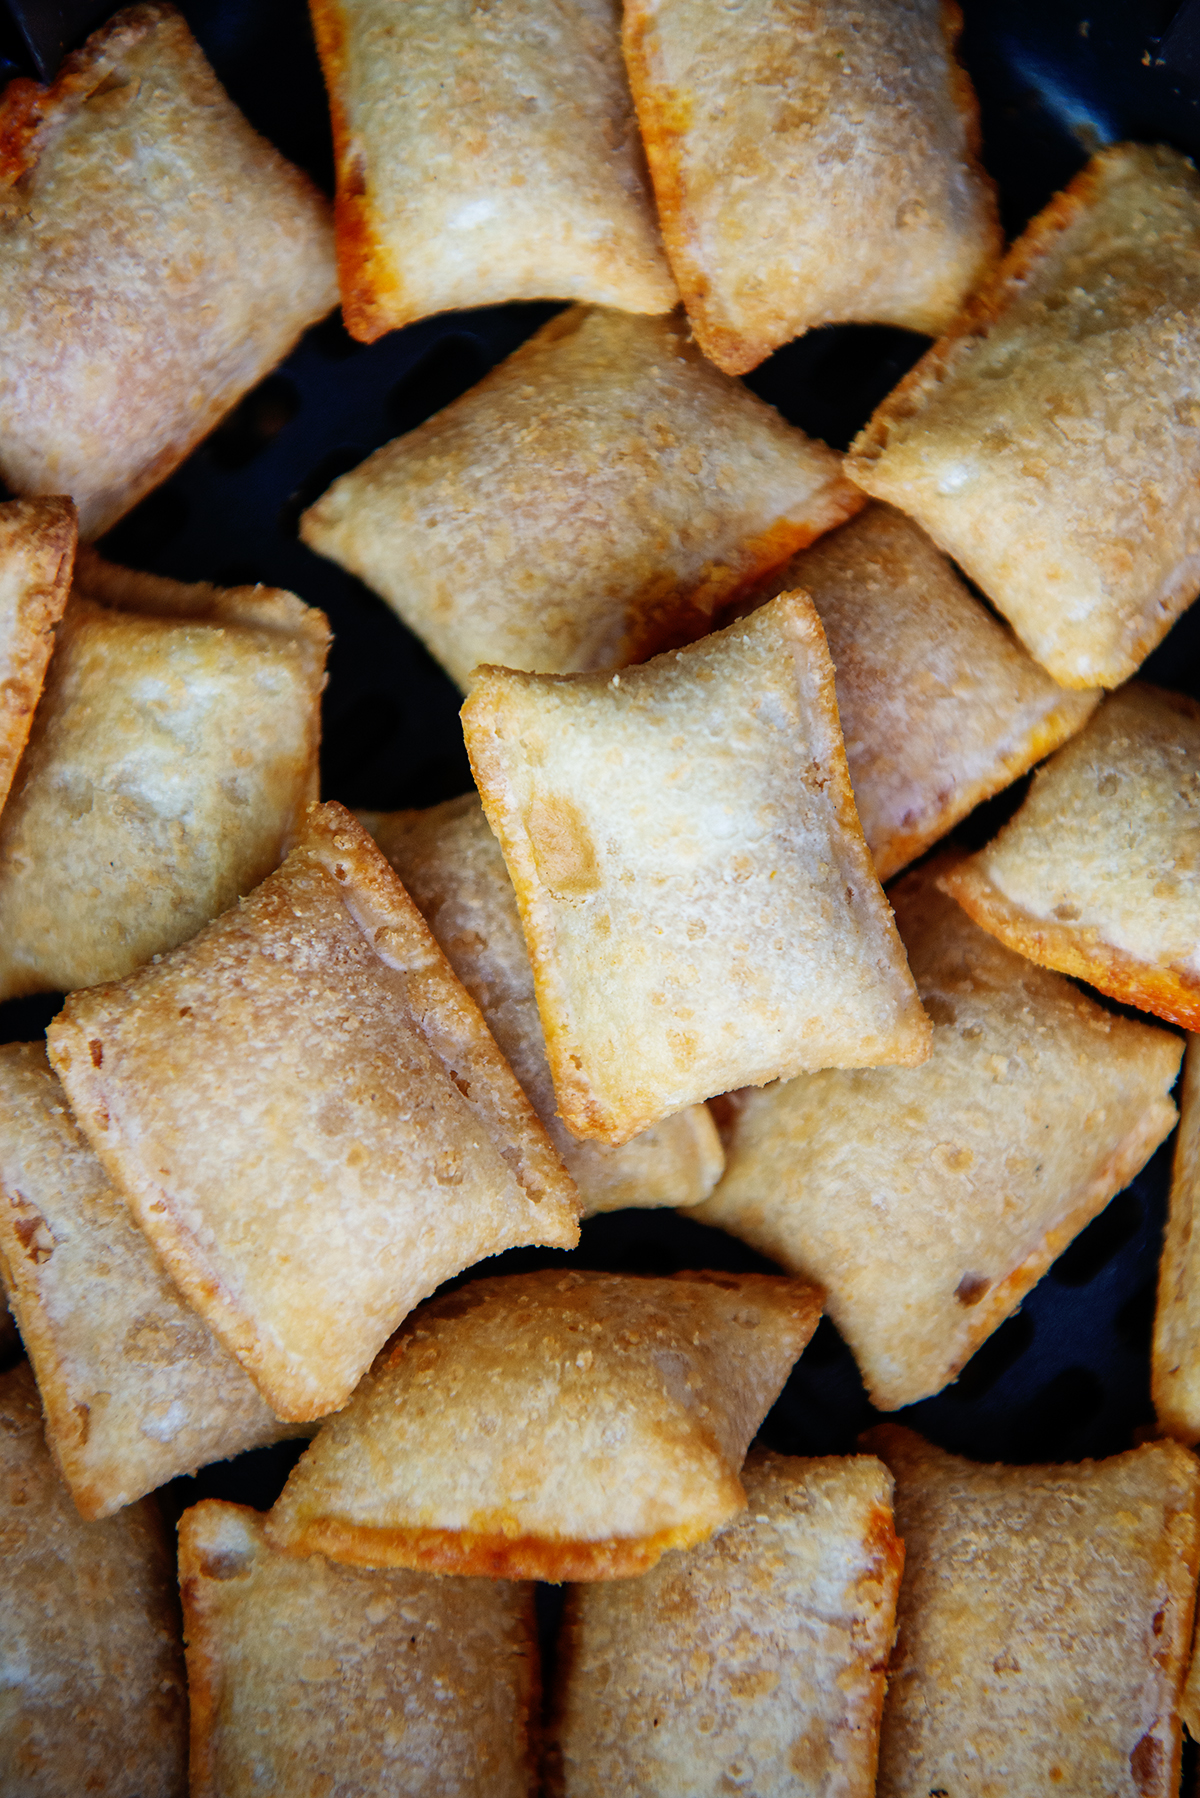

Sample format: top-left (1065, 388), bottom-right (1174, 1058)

top-left (1, 0), bottom-right (1198, 1695)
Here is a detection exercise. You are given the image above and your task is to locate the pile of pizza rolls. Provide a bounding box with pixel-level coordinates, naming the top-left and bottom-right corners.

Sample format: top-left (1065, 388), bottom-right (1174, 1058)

top-left (0, 3), bottom-right (1199, 1794)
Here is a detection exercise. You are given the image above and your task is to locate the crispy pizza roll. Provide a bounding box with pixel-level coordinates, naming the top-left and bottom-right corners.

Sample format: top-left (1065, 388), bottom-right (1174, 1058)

top-left (301, 306), bottom-right (863, 687)
top-left (1156, 1039), bottom-right (1200, 1445)
top-left (463, 592), bottom-right (931, 1147)
top-left (0, 3), bottom-right (337, 541)
top-left (940, 683), bottom-right (1200, 1030)
top-left (549, 1449), bottom-right (903, 1797)
top-left (746, 504), bottom-right (1099, 880)
top-left (867, 1425), bottom-right (1200, 1798)
top-left (0, 496), bottom-right (75, 819)
top-left (266, 1267), bottom-right (822, 1580)
top-left (180, 1501), bottom-right (538, 1797)
top-left (624, 0), bottom-right (999, 375)
top-left (847, 143), bottom-right (1200, 689)
top-left (362, 795), bottom-right (723, 1215)
top-left (0, 1359), bottom-right (187, 1796)
top-left (46, 804), bottom-right (580, 1423)
top-left (691, 858), bottom-right (1182, 1410)
top-left (0, 1042), bottom-right (303, 1520)
top-left (311, 0), bottom-right (675, 340)
top-left (0, 551), bottom-right (329, 1001)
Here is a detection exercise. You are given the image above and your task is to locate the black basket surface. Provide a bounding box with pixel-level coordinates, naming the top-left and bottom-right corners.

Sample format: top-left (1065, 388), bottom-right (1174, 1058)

top-left (1, 0), bottom-right (1199, 1658)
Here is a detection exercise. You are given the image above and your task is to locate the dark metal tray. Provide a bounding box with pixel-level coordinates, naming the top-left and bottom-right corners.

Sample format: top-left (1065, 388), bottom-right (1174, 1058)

top-left (1, 0), bottom-right (1197, 1688)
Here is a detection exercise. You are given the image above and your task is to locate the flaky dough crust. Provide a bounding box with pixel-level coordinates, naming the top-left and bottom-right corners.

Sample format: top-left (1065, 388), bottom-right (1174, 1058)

top-left (868, 1427), bottom-right (1200, 1798)
top-left (624, 0), bottom-right (999, 373)
top-left (0, 1361), bottom-right (187, 1795)
top-left (847, 143), bottom-right (1200, 688)
top-left (940, 683), bottom-right (1200, 1029)
top-left (47, 805), bottom-right (579, 1421)
top-left (0, 4), bottom-right (336, 537)
top-left (302, 306), bottom-right (863, 686)
top-left (181, 1501), bottom-right (538, 1797)
top-left (0, 495), bottom-right (74, 819)
top-left (267, 1268), bottom-right (821, 1579)
top-left (692, 859), bottom-right (1182, 1410)
top-left (0, 1043), bottom-right (300, 1520)
top-left (550, 1450), bottom-right (902, 1797)
top-left (312, 0), bottom-right (675, 338)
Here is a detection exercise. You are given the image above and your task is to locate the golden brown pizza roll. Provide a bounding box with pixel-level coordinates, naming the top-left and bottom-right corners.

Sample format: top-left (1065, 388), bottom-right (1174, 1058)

top-left (867, 1425), bottom-right (1200, 1798)
top-left (46, 804), bottom-right (580, 1424)
top-left (847, 143), bottom-right (1200, 690)
top-left (940, 683), bottom-right (1200, 1030)
top-left (266, 1267), bottom-right (822, 1580)
top-left (311, 0), bottom-right (675, 340)
top-left (549, 1448), bottom-right (903, 1797)
top-left (0, 496), bottom-right (75, 819)
top-left (362, 794), bottom-right (723, 1215)
top-left (180, 1500), bottom-right (538, 1797)
top-left (745, 504), bottom-right (1100, 880)
top-left (0, 551), bottom-right (329, 1001)
top-left (690, 858), bottom-right (1183, 1410)
top-left (0, 1042), bottom-right (304, 1520)
top-left (463, 592), bottom-right (931, 1147)
top-left (624, 0), bottom-right (999, 375)
top-left (0, 1359), bottom-right (187, 1796)
top-left (301, 306), bottom-right (864, 687)
top-left (1154, 1037), bottom-right (1200, 1446)
top-left (0, 4), bottom-right (337, 541)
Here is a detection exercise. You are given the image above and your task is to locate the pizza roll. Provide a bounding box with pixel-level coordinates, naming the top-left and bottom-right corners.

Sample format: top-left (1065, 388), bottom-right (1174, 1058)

top-left (0, 1042), bottom-right (305, 1520)
top-left (0, 1359), bottom-right (187, 1796)
top-left (940, 683), bottom-right (1200, 1030)
top-left (0, 4), bottom-right (336, 541)
top-left (847, 143), bottom-right (1200, 689)
top-left (301, 306), bottom-right (863, 687)
top-left (549, 1449), bottom-right (902, 1797)
top-left (0, 496), bottom-right (75, 819)
top-left (867, 1426), bottom-right (1200, 1798)
top-left (463, 592), bottom-right (930, 1147)
top-left (0, 551), bottom-right (329, 1001)
top-left (311, 0), bottom-right (675, 340)
top-left (624, 0), bottom-right (999, 375)
top-left (266, 1267), bottom-right (822, 1580)
top-left (180, 1501), bottom-right (538, 1798)
top-left (1156, 1039), bottom-right (1200, 1446)
top-left (746, 504), bottom-right (1100, 880)
top-left (691, 859), bottom-right (1182, 1410)
top-left (46, 804), bottom-right (580, 1423)
top-left (362, 795), bottom-right (723, 1214)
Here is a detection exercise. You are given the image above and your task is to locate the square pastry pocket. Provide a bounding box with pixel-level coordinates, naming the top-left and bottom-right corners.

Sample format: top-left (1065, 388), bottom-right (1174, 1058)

top-left (46, 804), bottom-right (580, 1422)
top-left (692, 859), bottom-right (1183, 1409)
top-left (847, 143), bottom-right (1200, 688)
top-left (312, 0), bottom-right (675, 337)
top-left (868, 1427), bottom-right (1200, 1798)
top-left (0, 1361), bottom-right (188, 1796)
top-left (549, 1449), bottom-right (903, 1797)
top-left (463, 592), bottom-right (930, 1146)
top-left (0, 3), bottom-right (336, 538)
top-left (0, 1042), bottom-right (302, 1520)
top-left (625, 0), bottom-right (999, 373)
top-left (0, 552), bottom-right (329, 1000)
top-left (940, 682), bottom-right (1200, 1029)
top-left (0, 495), bottom-right (76, 818)
top-left (1155, 1035), bottom-right (1200, 1444)
top-left (266, 1268), bottom-right (821, 1581)
top-left (302, 307), bottom-right (863, 687)
top-left (181, 1501), bottom-right (538, 1798)
top-left (744, 504), bottom-right (1099, 880)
